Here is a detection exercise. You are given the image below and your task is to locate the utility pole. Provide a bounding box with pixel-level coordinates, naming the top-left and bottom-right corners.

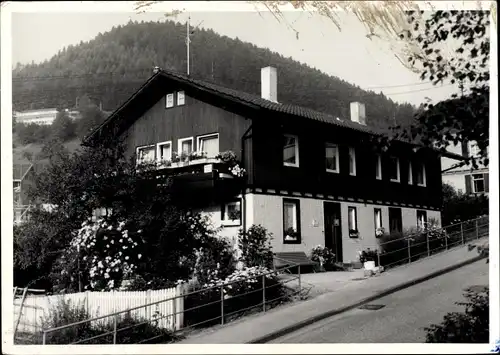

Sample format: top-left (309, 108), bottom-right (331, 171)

top-left (186, 15), bottom-right (191, 76)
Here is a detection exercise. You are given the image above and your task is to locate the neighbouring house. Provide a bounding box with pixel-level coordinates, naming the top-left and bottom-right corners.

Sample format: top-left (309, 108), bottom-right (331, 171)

top-left (441, 141), bottom-right (489, 196)
top-left (13, 163), bottom-right (35, 224)
top-left (83, 67), bottom-right (464, 263)
top-left (14, 108), bottom-right (59, 125)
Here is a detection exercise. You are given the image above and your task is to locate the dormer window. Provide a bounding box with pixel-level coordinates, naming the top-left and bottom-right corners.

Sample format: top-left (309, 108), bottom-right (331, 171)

top-left (166, 93), bottom-right (174, 108)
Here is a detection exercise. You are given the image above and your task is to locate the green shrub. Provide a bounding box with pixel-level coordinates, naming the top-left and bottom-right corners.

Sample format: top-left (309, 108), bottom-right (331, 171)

top-left (237, 225), bottom-right (274, 269)
top-left (359, 248), bottom-right (378, 265)
top-left (311, 245), bottom-right (336, 271)
top-left (425, 287), bottom-right (489, 343)
top-left (32, 297), bottom-right (180, 344)
top-left (193, 237), bottom-right (236, 286)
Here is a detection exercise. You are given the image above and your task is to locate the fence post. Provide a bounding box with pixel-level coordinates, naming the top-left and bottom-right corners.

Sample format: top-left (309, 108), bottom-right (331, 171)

top-left (298, 265), bottom-right (302, 296)
top-left (476, 219), bottom-right (479, 239)
top-left (377, 250), bottom-right (381, 267)
top-left (113, 314), bottom-right (117, 344)
top-left (42, 331), bottom-right (46, 345)
top-left (146, 290), bottom-right (151, 321)
top-left (407, 239), bottom-right (411, 263)
top-left (444, 230), bottom-right (448, 250)
top-left (460, 222), bottom-right (464, 244)
top-left (262, 275), bottom-right (266, 312)
top-left (85, 291), bottom-right (89, 316)
top-left (426, 232), bottom-right (430, 257)
top-left (220, 285), bottom-right (225, 325)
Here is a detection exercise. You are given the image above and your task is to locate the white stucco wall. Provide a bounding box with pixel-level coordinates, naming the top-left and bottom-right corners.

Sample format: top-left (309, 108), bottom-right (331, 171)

top-left (196, 205), bottom-right (241, 247)
top-left (245, 194), bottom-right (442, 263)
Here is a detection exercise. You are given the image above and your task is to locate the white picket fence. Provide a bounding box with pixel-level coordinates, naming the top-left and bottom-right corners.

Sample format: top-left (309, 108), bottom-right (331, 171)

top-left (16, 286), bottom-right (184, 334)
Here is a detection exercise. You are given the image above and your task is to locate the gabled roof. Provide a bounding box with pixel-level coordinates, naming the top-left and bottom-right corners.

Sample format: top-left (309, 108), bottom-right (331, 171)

top-left (82, 69), bottom-right (465, 161)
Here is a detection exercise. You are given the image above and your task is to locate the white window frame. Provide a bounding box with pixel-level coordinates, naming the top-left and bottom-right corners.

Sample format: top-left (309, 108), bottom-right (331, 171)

top-left (325, 142), bottom-right (340, 173)
top-left (156, 140), bottom-right (172, 164)
top-left (375, 154), bottom-right (382, 180)
top-left (417, 163), bottom-right (427, 187)
top-left (178, 137), bottom-right (194, 155)
top-left (221, 200), bottom-right (241, 226)
top-left (197, 133), bottom-right (220, 157)
top-left (389, 157), bottom-right (400, 182)
top-left (408, 161), bottom-right (413, 185)
top-left (349, 147), bottom-right (356, 176)
top-left (283, 134), bottom-right (300, 168)
top-left (136, 144), bottom-right (156, 166)
top-left (166, 93), bottom-right (175, 108)
top-left (472, 173), bottom-right (485, 193)
top-left (177, 91), bottom-right (185, 106)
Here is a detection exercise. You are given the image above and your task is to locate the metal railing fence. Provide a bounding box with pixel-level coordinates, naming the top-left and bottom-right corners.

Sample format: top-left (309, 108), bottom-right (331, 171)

top-left (375, 216), bottom-right (488, 269)
top-left (37, 260), bottom-right (302, 345)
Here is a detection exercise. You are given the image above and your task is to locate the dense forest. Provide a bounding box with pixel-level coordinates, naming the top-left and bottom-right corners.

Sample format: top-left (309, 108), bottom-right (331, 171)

top-left (12, 19), bottom-right (416, 132)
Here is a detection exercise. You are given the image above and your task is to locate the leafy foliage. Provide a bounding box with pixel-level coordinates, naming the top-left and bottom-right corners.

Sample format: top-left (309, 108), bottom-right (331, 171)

top-left (425, 286), bottom-right (489, 343)
top-left (12, 20), bottom-right (415, 133)
top-left (441, 183), bottom-right (488, 225)
top-left (237, 225), bottom-right (274, 269)
top-left (310, 245), bottom-right (336, 271)
top-left (396, 10), bottom-right (490, 167)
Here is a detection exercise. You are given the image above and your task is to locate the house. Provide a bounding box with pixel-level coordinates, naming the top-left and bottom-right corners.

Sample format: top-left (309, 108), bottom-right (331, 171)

top-left (13, 163), bottom-right (35, 224)
top-left (14, 108), bottom-right (59, 125)
top-left (441, 141), bottom-right (489, 195)
top-left (83, 67), bottom-right (463, 263)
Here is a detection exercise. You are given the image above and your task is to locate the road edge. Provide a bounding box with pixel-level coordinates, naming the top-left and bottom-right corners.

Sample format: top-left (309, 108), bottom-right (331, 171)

top-left (249, 253), bottom-right (487, 344)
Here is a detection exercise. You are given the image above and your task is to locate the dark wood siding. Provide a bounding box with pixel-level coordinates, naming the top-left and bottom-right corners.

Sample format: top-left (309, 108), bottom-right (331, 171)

top-left (251, 115), bottom-right (443, 209)
top-left (120, 94), bottom-right (252, 161)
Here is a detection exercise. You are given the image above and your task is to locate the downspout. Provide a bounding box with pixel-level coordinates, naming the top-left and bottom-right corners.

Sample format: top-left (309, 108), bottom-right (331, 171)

top-left (240, 123), bottom-right (253, 235)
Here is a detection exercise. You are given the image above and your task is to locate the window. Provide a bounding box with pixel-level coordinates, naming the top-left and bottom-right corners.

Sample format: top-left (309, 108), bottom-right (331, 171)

top-left (416, 163), bottom-right (426, 186)
top-left (136, 145), bottom-right (155, 165)
top-left (283, 134), bottom-right (299, 167)
top-left (349, 147), bottom-right (356, 176)
top-left (472, 174), bottom-right (485, 193)
top-left (177, 91), bottom-right (185, 106)
top-left (283, 198), bottom-right (301, 243)
top-left (374, 208), bottom-right (383, 229)
top-left (197, 133), bottom-right (219, 158)
top-left (375, 154), bottom-right (382, 180)
top-left (408, 161), bottom-right (413, 185)
top-left (221, 200), bottom-right (241, 226)
top-left (417, 210), bottom-right (427, 230)
top-left (389, 207), bottom-right (403, 234)
top-left (166, 93), bottom-right (174, 108)
top-left (389, 157), bottom-right (400, 182)
top-left (348, 207), bottom-right (358, 237)
top-left (325, 143), bottom-right (340, 173)
top-left (157, 141), bottom-right (172, 164)
top-left (178, 137), bottom-right (194, 155)
top-left (469, 141), bottom-right (480, 157)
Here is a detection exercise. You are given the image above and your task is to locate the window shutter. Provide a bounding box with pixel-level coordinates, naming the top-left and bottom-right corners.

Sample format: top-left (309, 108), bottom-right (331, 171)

top-left (484, 173), bottom-right (489, 193)
top-left (465, 174), bottom-right (472, 194)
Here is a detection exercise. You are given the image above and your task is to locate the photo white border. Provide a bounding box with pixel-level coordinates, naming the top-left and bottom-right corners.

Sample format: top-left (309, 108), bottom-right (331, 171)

top-left (1, 1), bottom-right (498, 354)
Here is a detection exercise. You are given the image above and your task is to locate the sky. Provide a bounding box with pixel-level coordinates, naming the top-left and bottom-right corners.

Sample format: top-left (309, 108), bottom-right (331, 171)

top-left (9, 2), bottom-right (466, 106)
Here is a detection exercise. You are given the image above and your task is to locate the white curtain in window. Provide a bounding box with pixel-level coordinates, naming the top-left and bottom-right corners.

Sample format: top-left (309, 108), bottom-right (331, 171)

top-left (284, 202), bottom-right (296, 231)
top-left (160, 144), bottom-right (171, 160)
top-left (200, 136), bottom-right (219, 157)
top-left (375, 210), bottom-right (382, 229)
top-left (181, 140), bottom-right (193, 154)
top-left (283, 137), bottom-right (296, 164)
top-left (139, 147), bottom-right (155, 163)
top-left (348, 207), bottom-right (356, 230)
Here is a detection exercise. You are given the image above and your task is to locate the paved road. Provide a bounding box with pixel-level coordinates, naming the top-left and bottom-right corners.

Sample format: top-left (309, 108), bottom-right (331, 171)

top-left (270, 260), bottom-right (489, 343)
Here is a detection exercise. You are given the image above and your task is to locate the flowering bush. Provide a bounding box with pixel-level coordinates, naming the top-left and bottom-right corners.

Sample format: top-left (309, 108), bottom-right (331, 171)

top-left (238, 225), bottom-right (274, 269)
top-left (229, 164), bottom-right (246, 177)
top-left (193, 237), bottom-right (236, 286)
top-left (183, 266), bottom-right (287, 328)
top-left (215, 150), bottom-right (246, 178)
top-left (68, 218), bottom-right (144, 291)
top-left (310, 245), bottom-right (336, 271)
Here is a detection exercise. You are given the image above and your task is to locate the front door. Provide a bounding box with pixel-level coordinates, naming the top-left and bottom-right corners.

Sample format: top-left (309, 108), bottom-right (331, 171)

top-left (324, 202), bottom-right (343, 262)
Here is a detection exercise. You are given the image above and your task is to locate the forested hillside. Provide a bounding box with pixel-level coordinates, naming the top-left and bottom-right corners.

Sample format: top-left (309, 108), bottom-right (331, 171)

top-left (12, 19), bottom-right (416, 131)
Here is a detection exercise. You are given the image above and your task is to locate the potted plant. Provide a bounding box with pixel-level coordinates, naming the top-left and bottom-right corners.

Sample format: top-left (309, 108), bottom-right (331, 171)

top-left (359, 248), bottom-right (378, 270)
top-left (349, 229), bottom-right (359, 238)
top-left (375, 227), bottom-right (385, 238)
top-left (311, 245), bottom-right (336, 271)
top-left (284, 227), bottom-right (299, 242)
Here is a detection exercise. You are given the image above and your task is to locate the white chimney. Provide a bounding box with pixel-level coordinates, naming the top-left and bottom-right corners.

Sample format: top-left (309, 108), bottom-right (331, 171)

top-left (350, 102), bottom-right (366, 125)
top-left (261, 66), bottom-right (278, 103)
